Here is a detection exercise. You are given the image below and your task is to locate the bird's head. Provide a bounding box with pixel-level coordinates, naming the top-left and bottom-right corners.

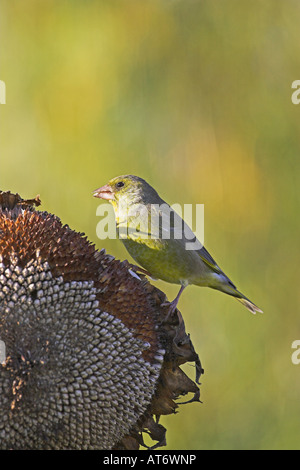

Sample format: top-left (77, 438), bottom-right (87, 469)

top-left (93, 175), bottom-right (161, 208)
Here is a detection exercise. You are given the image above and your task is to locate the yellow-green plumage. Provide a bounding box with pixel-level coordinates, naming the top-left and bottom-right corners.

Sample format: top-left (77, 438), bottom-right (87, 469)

top-left (93, 175), bottom-right (263, 315)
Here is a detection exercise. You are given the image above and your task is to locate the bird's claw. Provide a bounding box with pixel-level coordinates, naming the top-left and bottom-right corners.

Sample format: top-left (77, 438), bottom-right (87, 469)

top-left (160, 299), bottom-right (179, 321)
top-left (124, 261), bottom-right (154, 279)
top-left (160, 285), bottom-right (185, 321)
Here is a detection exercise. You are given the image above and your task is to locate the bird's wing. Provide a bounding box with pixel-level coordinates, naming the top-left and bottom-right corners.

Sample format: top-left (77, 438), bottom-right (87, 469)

top-left (157, 204), bottom-right (221, 272)
top-left (164, 204), bottom-right (233, 281)
top-left (197, 244), bottom-right (237, 288)
top-left (196, 245), bottom-right (224, 275)
top-left (127, 200), bottom-right (230, 278)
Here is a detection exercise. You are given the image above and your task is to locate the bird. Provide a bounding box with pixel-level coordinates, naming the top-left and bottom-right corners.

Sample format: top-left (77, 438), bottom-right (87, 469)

top-left (93, 174), bottom-right (263, 315)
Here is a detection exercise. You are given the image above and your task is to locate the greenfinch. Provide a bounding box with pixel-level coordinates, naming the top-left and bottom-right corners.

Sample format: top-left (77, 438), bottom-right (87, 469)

top-left (93, 175), bottom-right (263, 315)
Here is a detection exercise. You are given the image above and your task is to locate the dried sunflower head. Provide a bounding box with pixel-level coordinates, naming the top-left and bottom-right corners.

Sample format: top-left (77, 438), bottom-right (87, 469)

top-left (0, 190), bottom-right (202, 450)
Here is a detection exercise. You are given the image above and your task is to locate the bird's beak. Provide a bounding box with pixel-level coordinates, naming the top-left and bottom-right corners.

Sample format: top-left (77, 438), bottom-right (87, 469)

top-left (93, 184), bottom-right (115, 200)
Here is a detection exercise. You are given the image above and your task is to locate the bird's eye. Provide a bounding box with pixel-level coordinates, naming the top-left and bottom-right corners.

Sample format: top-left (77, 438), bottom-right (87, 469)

top-left (116, 181), bottom-right (124, 188)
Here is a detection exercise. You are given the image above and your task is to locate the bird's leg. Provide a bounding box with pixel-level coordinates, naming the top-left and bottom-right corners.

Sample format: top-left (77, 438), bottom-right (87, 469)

top-left (161, 284), bottom-right (186, 318)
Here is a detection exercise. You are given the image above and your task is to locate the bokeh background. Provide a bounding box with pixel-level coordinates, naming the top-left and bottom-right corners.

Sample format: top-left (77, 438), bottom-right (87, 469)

top-left (1, 0), bottom-right (300, 450)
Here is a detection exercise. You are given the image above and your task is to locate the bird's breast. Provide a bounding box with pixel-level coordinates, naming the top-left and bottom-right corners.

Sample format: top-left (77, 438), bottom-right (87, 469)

top-left (121, 237), bottom-right (205, 286)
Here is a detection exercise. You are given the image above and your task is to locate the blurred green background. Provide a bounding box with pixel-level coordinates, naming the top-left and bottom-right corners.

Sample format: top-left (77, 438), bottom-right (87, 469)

top-left (1, 0), bottom-right (300, 450)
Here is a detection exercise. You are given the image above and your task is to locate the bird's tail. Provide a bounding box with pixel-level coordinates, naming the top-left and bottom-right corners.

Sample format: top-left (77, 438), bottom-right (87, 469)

top-left (223, 286), bottom-right (263, 314)
top-left (208, 273), bottom-right (263, 314)
top-left (235, 293), bottom-right (263, 314)
top-left (225, 285), bottom-right (263, 314)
